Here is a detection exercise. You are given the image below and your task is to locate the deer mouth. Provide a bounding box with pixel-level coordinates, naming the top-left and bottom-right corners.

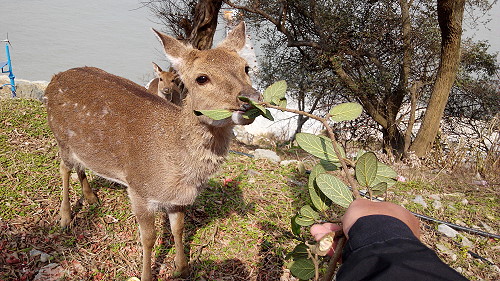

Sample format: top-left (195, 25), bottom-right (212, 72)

top-left (231, 103), bottom-right (257, 125)
top-left (236, 103), bottom-right (254, 113)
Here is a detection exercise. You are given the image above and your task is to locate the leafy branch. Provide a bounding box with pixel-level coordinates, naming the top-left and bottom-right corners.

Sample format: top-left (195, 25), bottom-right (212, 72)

top-left (196, 80), bottom-right (398, 280)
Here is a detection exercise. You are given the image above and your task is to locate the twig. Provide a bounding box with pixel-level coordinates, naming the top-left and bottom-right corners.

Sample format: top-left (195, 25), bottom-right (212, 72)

top-left (321, 235), bottom-right (346, 281)
top-left (263, 102), bottom-right (361, 199)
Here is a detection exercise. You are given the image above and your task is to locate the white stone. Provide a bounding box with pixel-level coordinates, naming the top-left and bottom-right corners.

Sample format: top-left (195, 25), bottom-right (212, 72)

top-left (458, 234), bottom-right (474, 248)
top-left (40, 253), bottom-right (51, 263)
top-left (433, 200), bottom-right (443, 210)
top-left (438, 224), bottom-right (459, 238)
top-left (461, 198), bottom-right (468, 205)
top-left (429, 194), bottom-right (441, 200)
top-left (413, 195), bottom-right (428, 208)
top-left (254, 149), bottom-right (281, 163)
top-left (480, 221), bottom-right (494, 233)
top-left (280, 159), bottom-right (299, 166)
top-left (33, 263), bottom-right (65, 281)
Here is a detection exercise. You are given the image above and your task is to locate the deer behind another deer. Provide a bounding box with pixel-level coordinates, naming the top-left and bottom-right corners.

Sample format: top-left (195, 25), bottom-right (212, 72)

top-left (45, 22), bottom-right (260, 280)
top-left (146, 62), bottom-right (183, 105)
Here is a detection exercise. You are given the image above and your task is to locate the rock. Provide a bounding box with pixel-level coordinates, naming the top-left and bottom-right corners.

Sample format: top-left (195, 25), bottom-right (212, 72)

top-left (429, 194), bottom-right (441, 200)
top-left (246, 169), bottom-right (262, 177)
top-left (0, 75), bottom-right (48, 100)
top-left (458, 234), bottom-right (474, 248)
top-left (40, 253), bottom-right (51, 262)
top-left (31, 249), bottom-right (52, 263)
top-left (280, 159), bottom-right (299, 166)
top-left (33, 263), bottom-right (66, 281)
top-left (480, 221), bottom-right (494, 233)
top-left (461, 198), bottom-right (468, 205)
top-left (432, 200), bottom-right (443, 210)
top-left (436, 243), bottom-right (457, 261)
top-left (455, 220), bottom-right (467, 227)
top-left (254, 149), bottom-right (281, 163)
top-left (233, 125), bottom-right (254, 145)
top-left (30, 249), bottom-right (43, 257)
top-left (438, 224), bottom-right (459, 238)
top-left (412, 195), bottom-right (428, 208)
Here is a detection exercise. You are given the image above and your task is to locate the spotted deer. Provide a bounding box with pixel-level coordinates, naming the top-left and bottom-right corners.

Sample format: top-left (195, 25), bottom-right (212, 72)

top-left (146, 62), bottom-right (183, 105)
top-left (45, 22), bottom-right (260, 280)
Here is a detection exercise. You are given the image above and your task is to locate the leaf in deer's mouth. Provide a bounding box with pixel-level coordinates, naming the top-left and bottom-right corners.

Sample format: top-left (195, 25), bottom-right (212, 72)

top-left (193, 109), bottom-right (232, 120)
top-left (238, 96), bottom-right (274, 121)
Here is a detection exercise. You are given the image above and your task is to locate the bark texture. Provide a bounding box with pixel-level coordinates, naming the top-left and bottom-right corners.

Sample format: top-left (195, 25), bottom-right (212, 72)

top-left (189, 0), bottom-right (223, 50)
top-left (410, 0), bottom-right (465, 156)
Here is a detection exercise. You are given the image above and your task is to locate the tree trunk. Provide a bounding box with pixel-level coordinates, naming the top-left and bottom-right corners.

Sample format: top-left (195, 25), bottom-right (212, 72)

top-left (410, 0), bottom-right (465, 156)
top-left (189, 0), bottom-right (223, 50)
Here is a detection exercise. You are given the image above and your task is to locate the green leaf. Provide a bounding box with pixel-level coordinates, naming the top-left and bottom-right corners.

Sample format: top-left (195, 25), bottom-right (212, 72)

top-left (294, 215), bottom-right (315, 227)
top-left (316, 174), bottom-right (353, 208)
top-left (261, 108), bottom-right (274, 121)
top-left (355, 152), bottom-right (378, 187)
top-left (329, 102), bottom-right (363, 122)
top-left (263, 80), bottom-right (287, 105)
top-left (319, 159), bottom-right (340, 171)
top-left (372, 162), bottom-right (398, 188)
top-left (289, 258), bottom-right (315, 280)
top-left (291, 215), bottom-right (301, 236)
top-left (299, 205), bottom-right (320, 221)
top-left (238, 96), bottom-right (274, 121)
top-left (356, 149), bottom-right (367, 160)
top-left (278, 98), bottom-right (287, 108)
top-left (287, 243), bottom-right (309, 260)
top-left (308, 164), bottom-right (331, 212)
top-left (296, 133), bottom-right (345, 162)
top-left (241, 108), bottom-right (261, 120)
top-left (193, 109), bottom-right (232, 120)
top-left (371, 182), bottom-right (387, 196)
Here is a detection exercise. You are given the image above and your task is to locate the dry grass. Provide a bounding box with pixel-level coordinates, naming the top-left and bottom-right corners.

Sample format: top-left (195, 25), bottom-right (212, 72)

top-left (0, 98), bottom-right (498, 280)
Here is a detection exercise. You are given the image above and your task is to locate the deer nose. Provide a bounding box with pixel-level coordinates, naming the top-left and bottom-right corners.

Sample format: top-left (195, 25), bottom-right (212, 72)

top-left (239, 85), bottom-right (262, 102)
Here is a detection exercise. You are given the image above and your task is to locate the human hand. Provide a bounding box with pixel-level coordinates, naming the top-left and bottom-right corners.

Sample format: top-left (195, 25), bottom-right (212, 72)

top-left (310, 199), bottom-right (420, 256)
top-left (310, 223), bottom-right (342, 256)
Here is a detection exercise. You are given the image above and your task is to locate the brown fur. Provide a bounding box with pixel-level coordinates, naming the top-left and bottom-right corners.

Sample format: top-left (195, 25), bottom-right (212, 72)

top-left (45, 22), bottom-right (259, 280)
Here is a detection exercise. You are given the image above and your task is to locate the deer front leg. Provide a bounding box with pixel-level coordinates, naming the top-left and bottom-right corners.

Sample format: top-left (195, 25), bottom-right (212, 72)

top-left (168, 209), bottom-right (188, 277)
top-left (76, 168), bottom-right (99, 205)
top-left (59, 162), bottom-right (72, 228)
top-left (135, 209), bottom-right (156, 281)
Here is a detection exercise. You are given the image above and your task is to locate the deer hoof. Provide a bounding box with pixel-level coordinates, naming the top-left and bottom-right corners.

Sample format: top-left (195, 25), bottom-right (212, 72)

top-left (172, 265), bottom-right (189, 278)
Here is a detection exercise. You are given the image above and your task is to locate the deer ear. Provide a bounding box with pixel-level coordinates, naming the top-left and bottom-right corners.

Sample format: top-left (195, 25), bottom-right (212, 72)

top-left (152, 28), bottom-right (192, 70)
top-left (217, 21), bottom-right (246, 52)
top-left (152, 62), bottom-right (162, 75)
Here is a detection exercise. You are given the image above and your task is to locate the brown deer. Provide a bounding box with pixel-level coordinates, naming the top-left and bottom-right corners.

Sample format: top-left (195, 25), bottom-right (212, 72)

top-left (146, 62), bottom-right (183, 105)
top-left (45, 22), bottom-right (260, 280)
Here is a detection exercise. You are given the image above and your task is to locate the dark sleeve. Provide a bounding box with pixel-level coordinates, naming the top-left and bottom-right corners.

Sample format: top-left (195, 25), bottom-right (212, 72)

top-left (336, 215), bottom-right (469, 281)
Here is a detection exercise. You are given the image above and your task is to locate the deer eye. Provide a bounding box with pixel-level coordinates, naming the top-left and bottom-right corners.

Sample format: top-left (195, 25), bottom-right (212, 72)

top-left (159, 78), bottom-right (163, 81)
top-left (245, 66), bottom-right (250, 74)
top-left (196, 76), bottom-right (209, 85)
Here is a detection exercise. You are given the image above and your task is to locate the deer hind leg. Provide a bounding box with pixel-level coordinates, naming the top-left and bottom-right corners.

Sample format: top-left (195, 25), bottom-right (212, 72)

top-left (76, 168), bottom-right (99, 205)
top-left (168, 208), bottom-right (188, 278)
top-left (59, 161), bottom-right (72, 228)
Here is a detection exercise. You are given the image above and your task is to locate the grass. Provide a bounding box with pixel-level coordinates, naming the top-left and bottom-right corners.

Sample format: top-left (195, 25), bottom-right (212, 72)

top-left (0, 98), bottom-right (499, 280)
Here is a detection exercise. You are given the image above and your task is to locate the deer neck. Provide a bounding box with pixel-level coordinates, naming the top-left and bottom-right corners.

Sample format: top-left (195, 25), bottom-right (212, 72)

top-left (179, 98), bottom-right (233, 167)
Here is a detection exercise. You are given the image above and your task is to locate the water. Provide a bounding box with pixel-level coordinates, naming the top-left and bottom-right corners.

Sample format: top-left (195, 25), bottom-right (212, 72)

top-left (0, 0), bottom-right (166, 85)
top-left (1, 0), bottom-right (498, 86)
